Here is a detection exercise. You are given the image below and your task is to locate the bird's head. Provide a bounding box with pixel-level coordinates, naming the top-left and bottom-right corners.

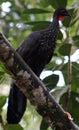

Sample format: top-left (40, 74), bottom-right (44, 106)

top-left (53, 8), bottom-right (70, 21)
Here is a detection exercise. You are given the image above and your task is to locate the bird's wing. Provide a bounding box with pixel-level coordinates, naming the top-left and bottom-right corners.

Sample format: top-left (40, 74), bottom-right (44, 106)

top-left (17, 31), bottom-right (41, 60)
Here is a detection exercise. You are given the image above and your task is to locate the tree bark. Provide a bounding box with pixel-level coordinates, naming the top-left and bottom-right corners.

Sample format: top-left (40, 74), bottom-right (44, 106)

top-left (0, 32), bottom-right (78, 130)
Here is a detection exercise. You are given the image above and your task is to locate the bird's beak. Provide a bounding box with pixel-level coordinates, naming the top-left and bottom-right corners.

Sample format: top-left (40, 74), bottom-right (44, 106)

top-left (67, 13), bottom-right (71, 17)
top-left (66, 12), bottom-right (71, 17)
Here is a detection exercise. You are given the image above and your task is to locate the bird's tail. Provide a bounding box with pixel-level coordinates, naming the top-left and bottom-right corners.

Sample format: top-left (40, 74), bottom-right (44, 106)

top-left (7, 83), bottom-right (27, 124)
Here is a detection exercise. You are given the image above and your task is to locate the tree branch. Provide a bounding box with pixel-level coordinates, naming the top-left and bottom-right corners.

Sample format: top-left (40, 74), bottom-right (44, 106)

top-left (0, 32), bottom-right (78, 130)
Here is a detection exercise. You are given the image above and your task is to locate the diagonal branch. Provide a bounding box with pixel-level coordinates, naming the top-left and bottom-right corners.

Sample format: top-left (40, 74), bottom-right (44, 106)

top-left (0, 32), bottom-right (78, 130)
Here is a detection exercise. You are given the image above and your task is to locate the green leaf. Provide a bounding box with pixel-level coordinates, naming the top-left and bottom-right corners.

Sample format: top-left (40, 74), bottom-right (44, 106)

top-left (40, 0), bottom-right (67, 8)
top-left (57, 30), bottom-right (63, 40)
top-left (72, 35), bottom-right (79, 47)
top-left (71, 62), bottom-right (79, 92)
top-left (51, 0), bottom-right (67, 8)
top-left (62, 17), bottom-right (71, 27)
top-left (59, 43), bottom-right (72, 56)
top-left (61, 63), bottom-right (68, 85)
top-left (60, 92), bottom-right (79, 125)
top-left (0, 96), bottom-right (6, 113)
top-left (31, 21), bottom-right (51, 31)
top-left (43, 74), bottom-right (59, 90)
top-left (25, 21), bottom-right (51, 26)
top-left (62, 8), bottom-right (74, 27)
top-left (23, 8), bottom-right (51, 14)
top-left (45, 61), bottom-right (57, 70)
top-left (40, 0), bottom-right (52, 7)
top-left (61, 62), bottom-right (79, 92)
top-left (40, 119), bottom-right (49, 130)
top-left (72, 35), bottom-right (79, 41)
top-left (0, 62), bottom-right (9, 74)
top-left (0, 71), bottom-right (5, 80)
top-left (70, 8), bottom-right (79, 26)
top-left (6, 124), bottom-right (23, 130)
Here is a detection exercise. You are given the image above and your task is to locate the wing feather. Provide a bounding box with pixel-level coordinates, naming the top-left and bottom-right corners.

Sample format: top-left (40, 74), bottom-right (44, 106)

top-left (17, 32), bottom-right (41, 60)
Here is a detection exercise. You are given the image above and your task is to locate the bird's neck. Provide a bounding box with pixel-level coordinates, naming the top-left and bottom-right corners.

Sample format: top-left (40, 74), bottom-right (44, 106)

top-left (43, 16), bottom-right (59, 41)
top-left (40, 17), bottom-right (59, 43)
top-left (49, 16), bottom-right (59, 31)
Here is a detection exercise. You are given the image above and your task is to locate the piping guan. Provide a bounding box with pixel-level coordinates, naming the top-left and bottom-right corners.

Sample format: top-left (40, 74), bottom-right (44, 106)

top-left (7, 8), bottom-right (70, 123)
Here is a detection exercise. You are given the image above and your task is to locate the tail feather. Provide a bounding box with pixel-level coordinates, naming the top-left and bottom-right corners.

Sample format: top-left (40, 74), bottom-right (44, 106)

top-left (7, 83), bottom-right (27, 124)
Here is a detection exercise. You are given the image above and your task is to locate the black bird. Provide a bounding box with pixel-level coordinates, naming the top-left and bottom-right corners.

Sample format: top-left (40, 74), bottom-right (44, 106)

top-left (7, 8), bottom-right (70, 123)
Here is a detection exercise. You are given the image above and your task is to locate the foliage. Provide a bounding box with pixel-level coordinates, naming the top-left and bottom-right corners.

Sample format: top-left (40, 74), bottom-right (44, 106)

top-left (0, 0), bottom-right (79, 129)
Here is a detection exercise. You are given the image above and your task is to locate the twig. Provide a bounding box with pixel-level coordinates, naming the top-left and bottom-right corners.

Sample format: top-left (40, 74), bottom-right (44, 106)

top-left (64, 28), bottom-right (72, 111)
top-left (68, 55), bottom-right (72, 85)
top-left (66, 28), bottom-right (72, 111)
top-left (0, 115), bottom-right (6, 130)
top-left (64, 55), bottom-right (72, 111)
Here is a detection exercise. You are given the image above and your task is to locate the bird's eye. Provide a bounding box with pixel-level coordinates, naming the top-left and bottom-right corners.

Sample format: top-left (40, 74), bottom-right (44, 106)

top-left (61, 10), bottom-right (65, 13)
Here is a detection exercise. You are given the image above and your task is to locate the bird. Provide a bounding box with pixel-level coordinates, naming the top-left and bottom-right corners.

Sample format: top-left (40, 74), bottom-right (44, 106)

top-left (7, 8), bottom-right (70, 124)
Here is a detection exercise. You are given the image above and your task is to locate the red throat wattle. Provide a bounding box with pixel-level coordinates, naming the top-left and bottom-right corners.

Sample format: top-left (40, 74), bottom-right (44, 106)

top-left (58, 15), bottom-right (64, 21)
